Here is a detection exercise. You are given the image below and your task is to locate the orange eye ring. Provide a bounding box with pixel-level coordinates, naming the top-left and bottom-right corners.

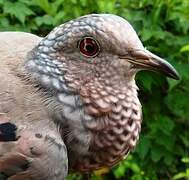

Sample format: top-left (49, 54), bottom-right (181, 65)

top-left (78, 37), bottom-right (100, 57)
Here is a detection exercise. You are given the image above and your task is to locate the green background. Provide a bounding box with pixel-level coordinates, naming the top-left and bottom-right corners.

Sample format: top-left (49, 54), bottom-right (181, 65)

top-left (0, 0), bottom-right (189, 179)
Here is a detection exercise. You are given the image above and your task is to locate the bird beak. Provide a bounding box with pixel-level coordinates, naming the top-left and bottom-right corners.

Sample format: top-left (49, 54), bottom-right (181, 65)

top-left (120, 49), bottom-right (180, 80)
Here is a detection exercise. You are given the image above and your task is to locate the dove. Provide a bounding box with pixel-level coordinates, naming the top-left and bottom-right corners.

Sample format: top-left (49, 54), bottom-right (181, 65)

top-left (0, 14), bottom-right (179, 179)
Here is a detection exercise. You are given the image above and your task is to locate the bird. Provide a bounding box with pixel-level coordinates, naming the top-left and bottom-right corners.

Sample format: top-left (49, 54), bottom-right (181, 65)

top-left (0, 14), bottom-right (179, 179)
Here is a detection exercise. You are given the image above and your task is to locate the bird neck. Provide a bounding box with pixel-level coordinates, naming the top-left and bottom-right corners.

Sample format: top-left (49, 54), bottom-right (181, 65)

top-left (23, 49), bottom-right (74, 94)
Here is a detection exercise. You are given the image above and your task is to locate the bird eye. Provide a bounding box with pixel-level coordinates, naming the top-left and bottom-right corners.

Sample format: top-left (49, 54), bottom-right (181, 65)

top-left (78, 37), bottom-right (100, 57)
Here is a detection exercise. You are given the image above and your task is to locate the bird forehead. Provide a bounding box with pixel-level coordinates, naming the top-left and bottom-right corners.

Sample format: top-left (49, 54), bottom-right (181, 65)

top-left (77, 14), bottom-right (132, 29)
top-left (73, 14), bottom-right (137, 38)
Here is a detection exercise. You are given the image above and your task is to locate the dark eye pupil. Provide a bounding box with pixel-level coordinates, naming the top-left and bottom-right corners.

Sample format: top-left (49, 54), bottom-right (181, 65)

top-left (86, 44), bottom-right (94, 53)
top-left (79, 37), bottom-right (99, 57)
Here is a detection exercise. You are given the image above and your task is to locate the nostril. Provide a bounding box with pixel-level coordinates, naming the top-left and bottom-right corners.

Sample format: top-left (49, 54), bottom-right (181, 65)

top-left (0, 122), bottom-right (17, 142)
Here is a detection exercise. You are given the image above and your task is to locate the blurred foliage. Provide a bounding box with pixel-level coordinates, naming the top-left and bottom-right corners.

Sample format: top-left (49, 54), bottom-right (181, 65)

top-left (173, 157), bottom-right (189, 179)
top-left (0, 0), bottom-right (189, 179)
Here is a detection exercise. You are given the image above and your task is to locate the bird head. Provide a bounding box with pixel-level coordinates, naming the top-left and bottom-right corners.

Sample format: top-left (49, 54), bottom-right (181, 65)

top-left (30, 14), bottom-right (178, 91)
top-left (25, 13), bottom-right (180, 116)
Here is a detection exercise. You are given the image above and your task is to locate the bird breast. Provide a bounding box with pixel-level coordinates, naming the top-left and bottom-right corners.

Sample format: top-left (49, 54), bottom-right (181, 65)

top-left (69, 80), bottom-right (142, 172)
